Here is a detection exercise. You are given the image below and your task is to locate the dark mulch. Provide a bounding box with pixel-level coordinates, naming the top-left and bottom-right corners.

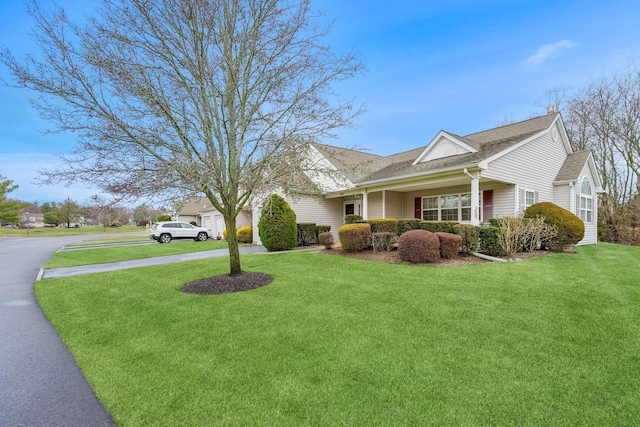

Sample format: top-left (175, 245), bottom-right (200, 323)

top-left (322, 247), bottom-right (549, 265)
top-left (181, 272), bottom-right (274, 295)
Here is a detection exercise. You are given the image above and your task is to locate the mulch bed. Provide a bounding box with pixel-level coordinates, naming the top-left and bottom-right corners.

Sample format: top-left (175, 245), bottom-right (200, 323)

top-left (181, 272), bottom-right (274, 295)
top-left (322, 247), bottom-right (549, 265)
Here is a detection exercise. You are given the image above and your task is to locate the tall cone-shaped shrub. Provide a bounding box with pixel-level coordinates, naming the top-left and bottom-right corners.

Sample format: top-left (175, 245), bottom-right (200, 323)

top-left (258, 194), bottom-right (297, 251)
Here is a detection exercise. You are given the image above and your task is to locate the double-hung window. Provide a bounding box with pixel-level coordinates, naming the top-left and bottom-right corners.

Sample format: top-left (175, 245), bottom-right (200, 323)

top-left (422, 197), bottom-right (438, 220)
top-left (422, 193), bottom-right (472, 222)
top-left (524, 190), bottom-right (535, 210)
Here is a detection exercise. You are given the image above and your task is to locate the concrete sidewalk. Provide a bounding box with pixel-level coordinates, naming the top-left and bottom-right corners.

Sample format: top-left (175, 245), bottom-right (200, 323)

top-left (41, 245), bottom-right (267, 279)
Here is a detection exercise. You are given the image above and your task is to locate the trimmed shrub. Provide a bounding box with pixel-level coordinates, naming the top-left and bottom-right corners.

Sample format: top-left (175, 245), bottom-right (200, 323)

top-left (223, 229), bottom-right (228, 240)
top-left (258, 194), bottom-right (298, 252)
top-left (397, 219), bottom-right (422, 236)
top-left (367, 218), bottom-right (399, 233)
top-left (435, 232), bottom-right (462, 259)
top-left (338, 223), bottom-right (372, 252)
top-left (420, 221), bottom-right (457, 233)
top-left (297, 222), bottom-right (317, 246)
top-left (397, 229), bottom-right (441, 263)
top-left (315, 225), bottom-right (331, 238)
top-left (524, 202), bottom-right (585, 250)
top-left (372, 232), bottom-right (397, 253)
top-left (157, 214), bottom-right (171, 222)
top-left (344, 214), bottom-right (363, 224)
top-left (190, 221), bottom-right (197, 226)
top-left (318, 231), bottom-right (334, 249)
top-left (453, 224), bottom-right (479, 255)
top-left (237, 226), bottom-right (253, 244)
top-left (478, 226), bottom-right (505, 256)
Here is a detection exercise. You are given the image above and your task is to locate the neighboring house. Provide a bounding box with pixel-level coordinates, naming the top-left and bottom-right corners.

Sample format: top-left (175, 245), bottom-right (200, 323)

top-left (181, 111), bottom-right (603, 245)
top-left (22, 211), bottom-right (45, 228)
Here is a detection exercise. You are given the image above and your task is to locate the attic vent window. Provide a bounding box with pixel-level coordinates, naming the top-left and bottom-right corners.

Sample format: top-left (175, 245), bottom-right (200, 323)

top-left (425, 140), bottom-right (458, 161)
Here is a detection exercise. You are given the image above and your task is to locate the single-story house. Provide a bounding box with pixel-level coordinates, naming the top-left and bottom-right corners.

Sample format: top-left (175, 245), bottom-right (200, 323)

top-left (182, 111), bottom-right (603, 245)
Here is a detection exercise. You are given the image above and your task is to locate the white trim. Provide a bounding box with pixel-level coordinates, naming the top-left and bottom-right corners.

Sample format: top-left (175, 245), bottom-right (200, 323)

top-left (412, 131), bottom-right (478, 165)
top-left (343, 200), bottom-right (361, 219)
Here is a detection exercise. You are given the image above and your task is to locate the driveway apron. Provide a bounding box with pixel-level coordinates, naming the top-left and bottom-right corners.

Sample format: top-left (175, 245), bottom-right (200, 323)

top-left (0, 235), bottom-right (115, 427)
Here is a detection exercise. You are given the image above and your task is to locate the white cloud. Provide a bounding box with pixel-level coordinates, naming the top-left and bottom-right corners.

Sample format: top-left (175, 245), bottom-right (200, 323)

top-left (522, 39), bottom-right (577, 66)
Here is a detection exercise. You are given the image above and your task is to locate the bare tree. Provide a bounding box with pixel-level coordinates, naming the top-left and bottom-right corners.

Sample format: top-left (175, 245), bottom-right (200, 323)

top-left (552, 65), bottom-right (640, 243)
top-left (1, 0), bottom-right (363, 275)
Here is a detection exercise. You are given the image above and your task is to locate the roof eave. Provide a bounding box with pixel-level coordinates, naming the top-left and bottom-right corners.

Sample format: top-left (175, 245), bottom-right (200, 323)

top-left (353, 163), bottom-right (483, 188)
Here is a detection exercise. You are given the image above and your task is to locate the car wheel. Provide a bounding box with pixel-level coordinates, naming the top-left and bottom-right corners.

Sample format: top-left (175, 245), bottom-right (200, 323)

top-left (196, 232), bottom-right (208, 242)
top-left (159, 233), bottom-right (172, 243)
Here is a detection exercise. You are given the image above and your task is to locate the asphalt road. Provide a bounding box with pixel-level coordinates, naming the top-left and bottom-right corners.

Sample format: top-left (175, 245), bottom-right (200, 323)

top-left (0, 235), bottom-right (115, 427)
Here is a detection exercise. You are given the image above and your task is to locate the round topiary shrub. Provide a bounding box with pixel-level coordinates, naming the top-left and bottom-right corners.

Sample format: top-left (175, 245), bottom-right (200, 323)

top-left (338, 223), bottom-right (372, 252)
top-left (398, 229), bottom-right (440, 263)
top-left (237, 226), bottom-right (253, 243)
top-left (258, 194), bottom-right (298, 251)
top-left (524, 202), bottom-right (585, 250)
top-left (157, 214), bottom-right (171, 222)
top-left (318, 231), bottom-right (334, 249)
top-left (435, 232), bottom-right (462, 259)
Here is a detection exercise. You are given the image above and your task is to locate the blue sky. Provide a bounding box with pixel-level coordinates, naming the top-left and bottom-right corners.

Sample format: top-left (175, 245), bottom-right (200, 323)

top-left (1, 0), bottom-right (639, 204)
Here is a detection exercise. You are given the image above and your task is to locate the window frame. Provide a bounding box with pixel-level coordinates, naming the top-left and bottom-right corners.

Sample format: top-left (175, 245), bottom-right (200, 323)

top-left (524, 189), bottom-right (535, 210)
top-left (421, 193), bottom-right (473, 223)
top-left (579, 178), bottom-right (593, 223)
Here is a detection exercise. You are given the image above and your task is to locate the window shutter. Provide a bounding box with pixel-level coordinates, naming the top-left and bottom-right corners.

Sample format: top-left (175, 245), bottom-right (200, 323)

top-left (518, 188), bottom-right (525, 214)
top-left (482, 190), bottom-right (494, 222)
top-left (534, 191), bottom-right (539, 204)
top-left (414, 197), bottom-right (422, 219)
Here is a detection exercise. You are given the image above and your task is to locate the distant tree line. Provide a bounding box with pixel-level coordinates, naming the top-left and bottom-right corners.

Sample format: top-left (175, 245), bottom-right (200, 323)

top-left (0, 177), bottom-right (165, 228)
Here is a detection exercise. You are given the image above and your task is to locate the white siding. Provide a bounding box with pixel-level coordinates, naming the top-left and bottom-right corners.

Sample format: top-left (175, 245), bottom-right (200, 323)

top-left (385, 191), bottom-right (403, 219)
top-left (367, 192), bottom-right (383, 219)
top-left (482, 126), bottom-right (567, 206)
top-left (553, 184), bottom-right (572, 211)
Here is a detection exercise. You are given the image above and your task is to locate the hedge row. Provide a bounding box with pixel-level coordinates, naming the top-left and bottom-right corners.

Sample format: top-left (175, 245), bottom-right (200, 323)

top-left (337, 201), bottom-right (582, 257)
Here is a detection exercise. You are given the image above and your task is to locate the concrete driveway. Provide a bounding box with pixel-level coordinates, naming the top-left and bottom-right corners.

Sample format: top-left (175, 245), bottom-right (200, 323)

top-left (0, 235), bottom-right (115, 426)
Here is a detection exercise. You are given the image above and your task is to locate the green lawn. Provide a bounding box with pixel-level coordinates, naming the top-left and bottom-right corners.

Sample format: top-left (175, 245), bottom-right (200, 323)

top-left (0, 224), bottom-right (144, 237)
top-left (44, 238), bottom-right (229, 268)
top-left (35, 243), bottom-right (640, 426)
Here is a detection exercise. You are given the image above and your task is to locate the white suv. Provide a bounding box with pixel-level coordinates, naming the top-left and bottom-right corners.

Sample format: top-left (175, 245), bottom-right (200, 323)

top-left (149, 221), bottom-right (212, 243)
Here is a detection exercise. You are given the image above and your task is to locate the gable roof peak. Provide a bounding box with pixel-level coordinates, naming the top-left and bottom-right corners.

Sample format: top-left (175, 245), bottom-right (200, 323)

top-left (463, 112), bottom-right (559, 145)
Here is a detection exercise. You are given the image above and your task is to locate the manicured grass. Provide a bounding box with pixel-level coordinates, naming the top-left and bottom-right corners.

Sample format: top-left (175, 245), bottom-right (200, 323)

top-left (0, 225), bottom-right (143, 237)
top-left (35, 243), bottom-right (640, 426)
top-left (44, 239), bottom-right (229, 268)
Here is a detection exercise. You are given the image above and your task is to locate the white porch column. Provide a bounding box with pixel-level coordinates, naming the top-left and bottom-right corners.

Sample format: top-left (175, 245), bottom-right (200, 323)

top-left (362, 190), bottom-right (368, 220)
top-left (465, 169), bottom-right (480, 226)
top-left (382, 190), bottom-right (386, 218)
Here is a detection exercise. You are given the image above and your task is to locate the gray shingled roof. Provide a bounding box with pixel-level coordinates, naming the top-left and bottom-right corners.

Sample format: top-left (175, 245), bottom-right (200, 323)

top-left (316, 113), bottom-right (560, 185)
top-left (555, 150), bottom-right (591, 182)
top-left (311, 143), bottom-right (385, 183)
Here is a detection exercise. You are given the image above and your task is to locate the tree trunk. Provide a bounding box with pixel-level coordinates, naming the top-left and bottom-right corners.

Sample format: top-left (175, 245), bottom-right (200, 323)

top-left (224, 217), bottom-right (242, 276)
